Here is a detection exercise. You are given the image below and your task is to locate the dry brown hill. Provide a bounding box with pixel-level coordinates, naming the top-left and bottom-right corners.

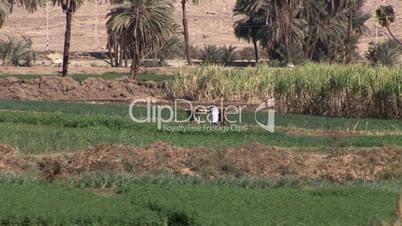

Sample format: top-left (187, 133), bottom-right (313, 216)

top-left (0, 0), bottom-right (401, 53)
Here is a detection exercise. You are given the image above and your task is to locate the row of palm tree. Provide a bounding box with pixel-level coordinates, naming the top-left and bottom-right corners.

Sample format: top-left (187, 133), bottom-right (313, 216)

top-left (1, 0), bottom-right (190, 78)
top-left (233, 0), bottom-right (372, 65)
top-left (1, 0), bottom-right (401, 77)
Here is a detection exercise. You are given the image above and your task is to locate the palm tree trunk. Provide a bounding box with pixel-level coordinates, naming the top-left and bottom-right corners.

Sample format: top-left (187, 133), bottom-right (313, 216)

top-left (130, 8), bottom-right (140, 79)
top-left (344, 6), bottom-right (353, 64)
top-left (181, 0), bottom-right (192, 65)
top-left (108, 45), bottom-right (114, 67)
top-left (285, 35), bottom-right (293, 65)
top-left (309, 37), bottom-right (319, 59)
top-left (386, 26), bottom-right (402, 46)
top-left (62, 9), bottom-right (73, 77)
top-left (130, 57), bottom-right (139, 79)
top-left (252, 39), bottom-right (259, 63)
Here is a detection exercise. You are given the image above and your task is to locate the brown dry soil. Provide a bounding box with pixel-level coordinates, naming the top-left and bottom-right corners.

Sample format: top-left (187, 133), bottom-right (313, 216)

top-left (1, 142), bottom-right (401, 182)
top-left (0, 76), bottom-right (165, 100)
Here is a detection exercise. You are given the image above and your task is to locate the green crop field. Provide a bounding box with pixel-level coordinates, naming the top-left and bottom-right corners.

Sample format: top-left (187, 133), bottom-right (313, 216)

top-left (0, 100), bottom-right (401, 153)
top-left (0, 173), bottom-right (400, 226)
top-left (1, 0), bottom-right (402, 223)
top-left (0, 98), bottom-right (401, 225)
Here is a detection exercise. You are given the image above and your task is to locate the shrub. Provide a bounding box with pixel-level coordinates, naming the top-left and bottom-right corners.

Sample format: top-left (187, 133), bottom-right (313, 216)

top-left (364, 39), bottom-right (402, 66)
top-left (0, 35), bottom-right (37, 66)
top-left (199, 45), bottom-right (239, 65)
top-left (154, 36), bottom-right (183, 65)
top-left (199, 45), bottom-right (222, 64)
top-left (220, 45), bottom-right (238, 65)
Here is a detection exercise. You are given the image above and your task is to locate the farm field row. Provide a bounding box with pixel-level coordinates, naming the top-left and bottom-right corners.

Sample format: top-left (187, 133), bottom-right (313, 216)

top-left (0, 100), bottom-right (401, 153)
top-left (0, 173), bottom-right (400, 226)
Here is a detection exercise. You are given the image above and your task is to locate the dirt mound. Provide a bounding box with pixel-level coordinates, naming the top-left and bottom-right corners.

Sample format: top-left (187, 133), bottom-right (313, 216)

top-left (0, 76), bottom-right (164, 100)
top-left (66, 142), bottom-right (216, 176)
top-left (1, 143), bottom-right (401, 181)
top-left (318, 147), bottom-right (402, 181)
top-left (225, 144), bottom-right (298, 177)
top-left (0, 144), bottom-right (24, 172)
top-left (64, 142), bottom-right (402, 181)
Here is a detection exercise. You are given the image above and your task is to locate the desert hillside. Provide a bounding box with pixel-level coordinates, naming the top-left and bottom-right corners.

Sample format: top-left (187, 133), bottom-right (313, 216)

top-left (0, 0), bottom-right (401, 53)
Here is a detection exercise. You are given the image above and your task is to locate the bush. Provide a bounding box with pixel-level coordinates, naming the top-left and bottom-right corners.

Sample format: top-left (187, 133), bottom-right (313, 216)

top-left (199, 45), bottom-right (222, 64)
top-left (221, 45), bottom-right (238, 65)
top-left (199, 45), bottom-right (239, 65)
top-left (364, 39), bottom-right (402, 66)
top-left (154, 36), bottom-right (183, 65)
top-left (0, 35), bottom-right (37, 67)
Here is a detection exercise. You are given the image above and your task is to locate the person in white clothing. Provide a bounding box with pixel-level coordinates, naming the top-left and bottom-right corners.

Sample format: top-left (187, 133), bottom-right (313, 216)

top-left (210, 105), bottom-right (219, 126)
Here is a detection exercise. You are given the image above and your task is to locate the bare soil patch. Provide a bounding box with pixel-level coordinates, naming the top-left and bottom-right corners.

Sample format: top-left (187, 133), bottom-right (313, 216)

top-left (0, 76), bottom-right (165, 101)
top-left (0, 144), bottom-right (25, 172)
top-left (2, 142), bottom-right (401, 181)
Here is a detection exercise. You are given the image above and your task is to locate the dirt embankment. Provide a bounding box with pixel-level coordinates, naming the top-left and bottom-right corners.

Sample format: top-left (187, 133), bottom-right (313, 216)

top-left (0, 76), bottom-right (165, 101)
top-left (2, 142), bottom-right (401, 181)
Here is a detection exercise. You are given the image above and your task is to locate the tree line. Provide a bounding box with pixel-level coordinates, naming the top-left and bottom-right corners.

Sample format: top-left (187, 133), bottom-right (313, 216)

top-left (0, 0), bottom-right (401, 79)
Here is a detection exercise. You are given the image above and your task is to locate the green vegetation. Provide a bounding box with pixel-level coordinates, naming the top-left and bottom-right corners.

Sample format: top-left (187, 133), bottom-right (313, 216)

top-left (106, 0), bottom-right (176, 78)
top-left (199, 45), bottom-right (238, 65)
top-left (0, 175), bottom-right (399, 226)
top-left (0, 100), bottom-right (401, 153)
top-left (365, 39), bottom-right (402, 66)
top-left (233, 0), bottom-right (370, 65)
top-left (0, 183), bottom-right (164, 225)
top-left (1, 100), bottom-right (400, 131)
top-left (0, 35), bottom-right (36, 67)
top-left (170, 64), bottom-right (402, 118)
top-left (376, 5), bottom-right (402, 47)
top-left (71, 172), bottom-right (402, 192)
top-left (121, 184), bottom-right (398, 226)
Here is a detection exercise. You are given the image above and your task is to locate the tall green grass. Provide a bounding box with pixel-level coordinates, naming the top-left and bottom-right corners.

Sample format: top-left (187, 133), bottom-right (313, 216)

top-left (169, 63), bottom-right (402, 118)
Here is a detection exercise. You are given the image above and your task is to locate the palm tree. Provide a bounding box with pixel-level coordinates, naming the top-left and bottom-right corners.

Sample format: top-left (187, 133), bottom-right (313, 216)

top-left (52, 0), bottom-right (84, 76)
top-left (0, 0), bottom-right (43, 30)
top-left (107, 0), bottom-right (175, 79)
top-left (233, 0), bottom-right (368, 65)
top-left (376, 5), bottom-right (402, 46)
top-left (237, 0), bottom-right (306, 66)
top-left (0, 0), bottom-right (9, 29)
top-left (180, 0), bottom-right (198, 65)
top-left (234, 0), bottom-right (265, 63)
